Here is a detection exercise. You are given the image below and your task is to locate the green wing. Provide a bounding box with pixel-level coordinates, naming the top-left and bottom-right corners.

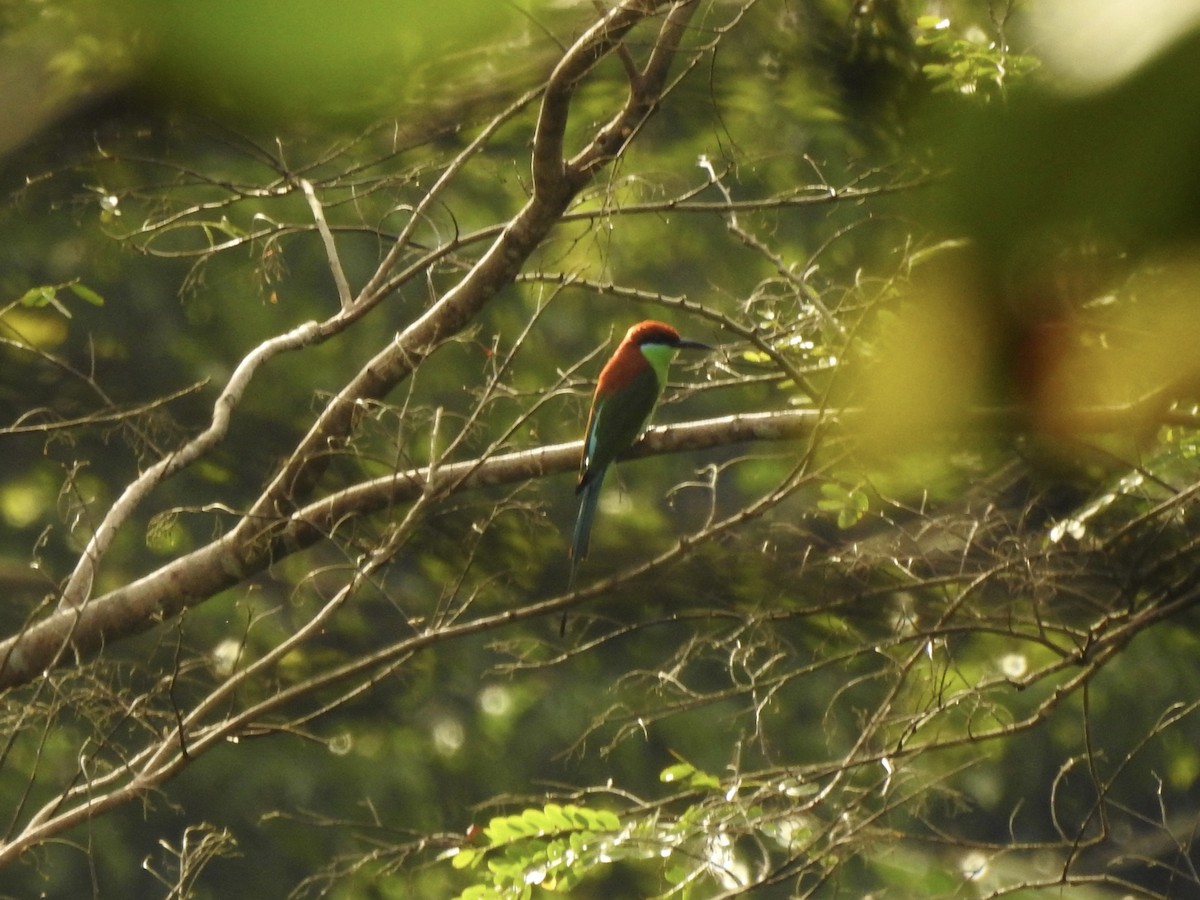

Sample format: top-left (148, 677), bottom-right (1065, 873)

top-left (578, 366), bottom-right (661, 491)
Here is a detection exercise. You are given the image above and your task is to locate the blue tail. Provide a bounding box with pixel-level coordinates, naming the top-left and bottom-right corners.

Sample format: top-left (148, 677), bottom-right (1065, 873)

top-left (569, 466), bottom-right (607, 588)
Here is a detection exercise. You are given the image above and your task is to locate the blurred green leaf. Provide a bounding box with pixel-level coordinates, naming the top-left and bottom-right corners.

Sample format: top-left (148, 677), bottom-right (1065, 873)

top-left (67, 281), bottom-right (105, 306)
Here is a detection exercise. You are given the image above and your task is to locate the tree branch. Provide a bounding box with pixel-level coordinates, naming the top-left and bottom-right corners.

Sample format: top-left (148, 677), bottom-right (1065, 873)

top-left (0, 408), bottom-right (823, 691)
top-left (4, 376), bottom-right (1186, 691)
top-left (300, 178), bottom-right (353, 310)
top-left (239, 1), bottom-right (693, 525)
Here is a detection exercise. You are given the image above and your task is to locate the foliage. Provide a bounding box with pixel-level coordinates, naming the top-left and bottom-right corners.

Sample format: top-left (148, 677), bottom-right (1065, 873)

top-left (915, 12), bottom-right (1038, 97)
top-left (3, 1), bottom-right (1200, 899)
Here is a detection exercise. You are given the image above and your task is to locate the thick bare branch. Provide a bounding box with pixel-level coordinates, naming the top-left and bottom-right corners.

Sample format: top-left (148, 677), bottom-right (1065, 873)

top-left (56, 319), bottom-right (325, 611)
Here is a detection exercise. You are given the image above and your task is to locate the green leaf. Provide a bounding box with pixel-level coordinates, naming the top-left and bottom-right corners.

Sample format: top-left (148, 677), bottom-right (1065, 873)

top-left (817, 482), bottom-right (869, 529)
top-left (659, 761), bottom-right (720, 790)
top-left (19, 286), bottom-right (58, 309)
top-left (594, 809), bottom-right (620, 831)
top-left (484, 816), bottom-right (517, 843)
top-left (660, 762), bottom-right (697, 784)
top-left (665, 863), bottom-right (692, 884)
top-left (455, 885), bottom-right (503, 900)
top-left (563, 806), bottom-right (591, 829)
top-left (521, 808), bottom-right (553, 833)
top-left (67, 282), bottom-right (105, 306)
top-left (817, 483), bottom-right (849, 511)
top-left (18, 282), bottom-right (102, 317)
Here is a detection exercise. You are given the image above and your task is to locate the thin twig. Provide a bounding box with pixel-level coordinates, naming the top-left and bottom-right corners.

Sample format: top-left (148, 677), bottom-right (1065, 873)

top-left (300, 178), bottom-right (353, 310)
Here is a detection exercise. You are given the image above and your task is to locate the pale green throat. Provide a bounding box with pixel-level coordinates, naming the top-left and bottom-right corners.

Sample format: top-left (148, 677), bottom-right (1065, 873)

top-left (639, 342), bottom-right (679, 386)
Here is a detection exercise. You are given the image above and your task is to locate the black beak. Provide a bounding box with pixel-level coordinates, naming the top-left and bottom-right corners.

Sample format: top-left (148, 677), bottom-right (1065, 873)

top-left (674, 338), bottom-right (714, 351)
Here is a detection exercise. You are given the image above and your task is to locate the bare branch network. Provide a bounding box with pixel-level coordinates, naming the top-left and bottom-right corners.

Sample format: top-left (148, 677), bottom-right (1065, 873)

top-left (3, 1), bottom-right (1200, 897)
top-left (0, 0), bottom-right (746, 865)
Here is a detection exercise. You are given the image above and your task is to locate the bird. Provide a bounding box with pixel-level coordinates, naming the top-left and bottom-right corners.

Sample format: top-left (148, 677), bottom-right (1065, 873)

top-left (569, 320), bottom-right (713, 588)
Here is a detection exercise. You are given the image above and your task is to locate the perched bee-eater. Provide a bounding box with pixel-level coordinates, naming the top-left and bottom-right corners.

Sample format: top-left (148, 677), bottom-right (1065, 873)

top-left (569, 320), bottom-right (713, 586)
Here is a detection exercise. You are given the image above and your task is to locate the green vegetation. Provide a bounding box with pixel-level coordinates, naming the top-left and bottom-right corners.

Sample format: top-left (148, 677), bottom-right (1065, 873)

top-left (3, 1), bottom-right (1200, 897)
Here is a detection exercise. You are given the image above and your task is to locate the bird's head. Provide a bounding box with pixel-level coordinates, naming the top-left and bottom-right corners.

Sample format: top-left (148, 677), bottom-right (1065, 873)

top-left (626, 320), bottom-right (713, 353)
top-left (622, 320), bottom-right (713, 385)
